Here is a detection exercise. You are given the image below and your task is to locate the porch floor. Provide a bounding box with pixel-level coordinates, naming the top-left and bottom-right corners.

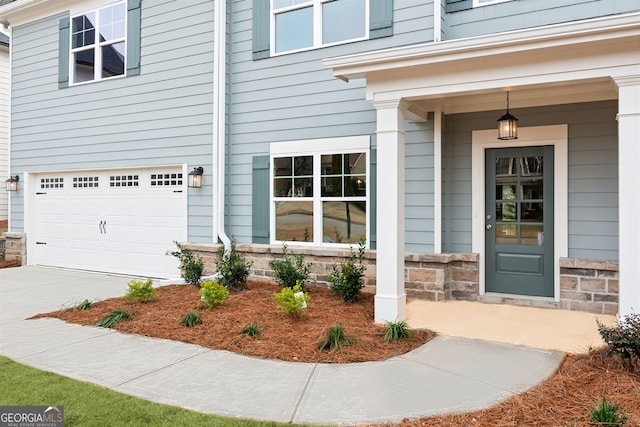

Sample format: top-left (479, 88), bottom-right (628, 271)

top-left (406, 299), bottom-right (616, 354)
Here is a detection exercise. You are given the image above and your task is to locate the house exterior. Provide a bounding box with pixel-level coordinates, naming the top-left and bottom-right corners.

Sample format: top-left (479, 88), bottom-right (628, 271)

top-left (1, 0), bottom-right (638, 322)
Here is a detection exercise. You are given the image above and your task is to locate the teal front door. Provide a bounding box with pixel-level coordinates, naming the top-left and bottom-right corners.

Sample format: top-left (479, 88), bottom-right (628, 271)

top-left (485, 146), bottom-right (554, 297)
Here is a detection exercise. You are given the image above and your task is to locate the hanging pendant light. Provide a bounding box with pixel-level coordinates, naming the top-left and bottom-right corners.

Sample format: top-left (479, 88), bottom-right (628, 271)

top-left (497, 91), bottom-right (518, 140)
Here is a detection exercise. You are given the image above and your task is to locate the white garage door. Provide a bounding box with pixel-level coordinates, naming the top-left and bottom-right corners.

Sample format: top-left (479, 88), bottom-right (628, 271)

top-left (32, 167), bottom-right (187, 278)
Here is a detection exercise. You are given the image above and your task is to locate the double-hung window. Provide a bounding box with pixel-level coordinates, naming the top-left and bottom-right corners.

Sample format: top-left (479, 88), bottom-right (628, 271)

top-left (271, 136), bottom-right (369, 245)
top-left (272, 0), bottom-right (368, 54)
top-left (70, 2), bottom-right (126, 84)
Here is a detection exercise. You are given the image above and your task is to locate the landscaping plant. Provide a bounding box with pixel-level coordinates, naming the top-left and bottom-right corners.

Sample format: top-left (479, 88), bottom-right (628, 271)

top-left (167, 241), bottom-right (204, 285)
top-left (383, 320), bottom-right (413, 343)
top-left (239, 323), bottom-right (261, 339)
top-left (273, 283), bottom-right (309, 318)
top-left (597, 313), bottom-right (640, 372)
top-left (95, 308), bottom-right (133, 328)
top-left (269, 244), bottom-right (311, 289)
top-left (179, 311), bottom-right (202, 328)
top-left (199, 279), bottom-right (229, 309)
top-left (588, 397), bottom-right (629, 426)
top-left (216, 238), bottom-right (253, 291)
top-left (327, 237), bottom-right (367, 303)
top-left (318, 323), bottom-right (352, 352)
top-left (75, 299), bottom-right (93, 310)
top-left (122, 278), bottom-right (156, 303)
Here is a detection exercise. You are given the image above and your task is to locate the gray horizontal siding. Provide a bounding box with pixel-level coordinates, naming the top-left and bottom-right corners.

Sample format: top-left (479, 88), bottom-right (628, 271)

top-left (442, 100), bottom-right (618, 261)
top-left (444, 0), bottom-right (640, 40)
top-left (9, 0), bottom-right (216, 243)
top-left (228, 0), bottom-right (436, 245)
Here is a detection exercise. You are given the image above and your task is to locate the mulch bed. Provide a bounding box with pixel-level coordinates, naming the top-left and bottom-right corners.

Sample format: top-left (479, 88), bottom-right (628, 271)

top-left (31, 279), bottom-right (435, 364)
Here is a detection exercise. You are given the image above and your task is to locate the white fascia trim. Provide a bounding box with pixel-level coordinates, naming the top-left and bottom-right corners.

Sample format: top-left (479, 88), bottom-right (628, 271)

top-left (471, 125), bottom-right (568, 301)
top-left (270, 135), bottom-right (370, 156)
top-left (324, 11), bottom-right (640, 81)
top-left (0, 0), bottom-right (74, 26)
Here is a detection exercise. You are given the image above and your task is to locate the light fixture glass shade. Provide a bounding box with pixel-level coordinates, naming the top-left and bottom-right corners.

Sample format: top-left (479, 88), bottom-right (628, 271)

top-left (188, 167), bottom-right (204, 188)
top-left (497, 112), bottom-right (518, 140)
top-left (5, 175), bottom-right (19, 192)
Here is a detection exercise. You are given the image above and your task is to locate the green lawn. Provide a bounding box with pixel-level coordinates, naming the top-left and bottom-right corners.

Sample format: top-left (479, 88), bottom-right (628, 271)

top-left (0, 356), bottom-right (313, 427)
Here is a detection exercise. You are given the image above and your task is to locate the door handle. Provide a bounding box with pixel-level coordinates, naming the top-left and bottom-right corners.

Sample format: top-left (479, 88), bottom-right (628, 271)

top-left (99, 221), bottom-right (103, 234)
top-left (99, 221), bottom-right (107, 234)
top-left (486, 224), bottom-right (492, 230)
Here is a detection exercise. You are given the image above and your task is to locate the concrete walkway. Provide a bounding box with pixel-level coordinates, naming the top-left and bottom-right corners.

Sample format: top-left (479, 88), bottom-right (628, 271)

top-left (0, 267), bottom-right (565, 425)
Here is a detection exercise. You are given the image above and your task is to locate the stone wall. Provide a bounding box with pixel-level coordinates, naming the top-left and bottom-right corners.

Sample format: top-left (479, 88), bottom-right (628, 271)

top-left (560, 258), bottom-right (619, 315)
top-left (2, 232), bottom-right (27, 265)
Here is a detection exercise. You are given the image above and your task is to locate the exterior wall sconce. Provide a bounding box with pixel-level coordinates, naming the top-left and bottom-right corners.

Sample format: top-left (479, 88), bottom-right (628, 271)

top-left (188, 167), bottom-right (204, 188)
top-left (497, 91), bottom-right (518, 140)
top-left (5, 175), bottom-right (19, 192)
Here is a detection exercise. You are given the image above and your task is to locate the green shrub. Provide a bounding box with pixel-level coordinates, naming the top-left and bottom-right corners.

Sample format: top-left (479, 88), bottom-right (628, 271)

top-left (383, 320), bottom-right (413, 343)
top-left (95, 309), bottom-right (133, 328)
top-left (167, 241), bottom-right (204, 285)
top-left (597, 313), bottom-right (640, 372)
top-left (328, 237), bottom-right (367, 303)
top-left (75, 299), bottom-right (93, 310)
top-left (318, 323), bottom-right (352, 352)
top-left (122, 278), bottom-right (156, 303)
top-left (216, 238), bottom-right (253, 291)
top-left (269, 244), bottom-right (311, 289)
top-left (239, 323), bottom-right (261, 339)
top-left (273, 283), bottom-right (309, 318)
top-left (588, 398), bottom-right (628, 426)
top-left (179, 311), bottom-right (202, 328)
top-left (199, 279), bottom-right (229, 309)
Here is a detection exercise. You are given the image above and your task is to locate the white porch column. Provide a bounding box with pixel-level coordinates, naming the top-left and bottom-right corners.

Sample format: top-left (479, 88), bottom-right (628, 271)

top-left (372, 99), bottom-right (407, 323)
top-left (614, 75), bottom-right (640, 316)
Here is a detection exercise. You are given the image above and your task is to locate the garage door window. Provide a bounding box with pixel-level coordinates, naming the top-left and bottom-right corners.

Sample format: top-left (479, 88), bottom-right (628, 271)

top-left (73, 176), bottom-right (99, 188)
top-left (110, 175), bottom-right (139, 187)
top-left (150, 173), bottom-right (183, 187)
top-left (40, 177), bottom-right (64, 189)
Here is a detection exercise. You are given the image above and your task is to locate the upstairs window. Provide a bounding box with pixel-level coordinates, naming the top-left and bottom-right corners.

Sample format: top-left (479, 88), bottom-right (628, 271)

top-left (70, 2), bottom-right (126, 84)
top-left (272, 0), bottom-right (367, 54)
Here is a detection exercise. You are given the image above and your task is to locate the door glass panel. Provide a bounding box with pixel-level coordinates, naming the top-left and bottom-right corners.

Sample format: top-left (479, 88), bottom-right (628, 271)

top-left (522, 202), bottom-right (543, 222)
top-left (521, 224), bottom-right (544, 246)
top-left (520, 156), bottom-right (543, 176)
top-left (496, 157), bottom-right (517, 177)
top-left (496, 224), bottom-right (518, 245)
top-left (522, 180), bottom-right (543, 200)
top-left (496, 202), bottom-right (517, 221)
top-left (496, 183), bottom-right (517, 200)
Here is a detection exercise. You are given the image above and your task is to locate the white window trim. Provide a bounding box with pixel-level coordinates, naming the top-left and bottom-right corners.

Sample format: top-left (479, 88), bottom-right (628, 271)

top-left (69, 1), bottom-right (127, 86)
top-left (471, 125), bottom-right (568, 302)
top-left (472, 0), bottom-right (513, 7)
top-left (270, 135), bottom-right (370, 247)
top-left (270, 0), bottom-right (369, 56)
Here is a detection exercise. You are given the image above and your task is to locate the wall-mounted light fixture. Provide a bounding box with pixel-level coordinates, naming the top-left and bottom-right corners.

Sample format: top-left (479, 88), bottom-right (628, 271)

top-left (188, 167), bottom-right (204, 188)
top-left (5, 175), bottom-right (19, 192)
top-left (497, 91), bottom-right (518, 140)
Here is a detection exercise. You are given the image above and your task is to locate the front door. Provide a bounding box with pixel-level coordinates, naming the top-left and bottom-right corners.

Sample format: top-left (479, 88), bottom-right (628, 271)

top-left (485, 146), bottom-right (554, 297)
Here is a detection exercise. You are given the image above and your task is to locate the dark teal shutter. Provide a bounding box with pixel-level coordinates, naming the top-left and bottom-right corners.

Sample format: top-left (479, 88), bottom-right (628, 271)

top-left (369, 149), bottom-right (376, 250)
top-left (370, 0), bottom-right (393, 39)
top-left (58, 17), bottom-right (70, 89)
top-left (252, 155), bottom-right (270, 243)
top-left (127, 0), bottom-right (142, 76)
top-left (446, 0), bottom-right (472, 13)
top-left (252, 0), bottom-right (270, 60)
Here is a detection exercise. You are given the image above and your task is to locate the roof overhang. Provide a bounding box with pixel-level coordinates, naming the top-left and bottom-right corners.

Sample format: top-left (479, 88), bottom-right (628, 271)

top-left (0, 0), bottom-right (83, 26)
top-left (324, 12), bottom-right (640, 114)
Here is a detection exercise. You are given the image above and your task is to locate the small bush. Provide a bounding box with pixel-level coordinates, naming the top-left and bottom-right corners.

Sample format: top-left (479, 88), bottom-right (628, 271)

top-left (588, 397), bottom-right (628, 426)
top-left (199, 279), bottom-right (229, 309)
top-left (328, 237), bottom-right (367, 303)
top-left (179, 311), bottom-right (202, 328)
top-left (273, 283), bottom-right (309, 318)
top-left (96, 309), bottom-right (133, 328)
top-left (383, 320), bottom-right (413, 343)
top-left (239, 323), bottom-right (261, 339)
top-left (167, 241), bottom-right (204, 285)
top-left (318, 323), bottom-right (352, 352)
top-left (122, 278), bottom-right (156, 303)
top-left (269, 244), bottom-right (311, 289)
top-left (597, 313), bottom-right (640, 372)
top-left (216, 238), bottom-right (253, 291)
top-left (75, 299), bottom-right (92, 310)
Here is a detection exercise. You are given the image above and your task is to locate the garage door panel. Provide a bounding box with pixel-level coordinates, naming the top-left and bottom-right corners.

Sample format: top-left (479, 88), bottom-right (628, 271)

top-left (33, 168), bottom-right (187, 278)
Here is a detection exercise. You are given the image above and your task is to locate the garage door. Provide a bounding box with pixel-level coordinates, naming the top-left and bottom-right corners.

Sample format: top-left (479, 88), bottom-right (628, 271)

top-left (32, 167), bottom-right (187, 278)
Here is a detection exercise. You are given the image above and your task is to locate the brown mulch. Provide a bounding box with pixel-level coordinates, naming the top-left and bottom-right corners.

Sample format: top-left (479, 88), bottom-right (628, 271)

top-left (31, 279), bottom-right (435, 364)
top-left (30, 278), bottom-right (640, 425)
